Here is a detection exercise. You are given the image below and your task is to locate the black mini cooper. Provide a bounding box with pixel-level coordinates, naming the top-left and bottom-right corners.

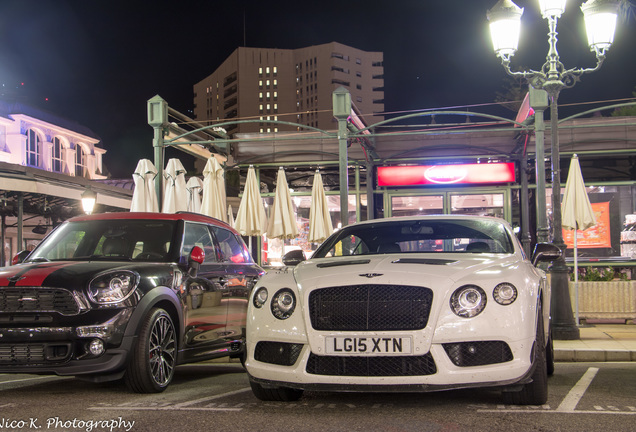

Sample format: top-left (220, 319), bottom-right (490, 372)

top-left (0, 212), bottom-right (264, 392)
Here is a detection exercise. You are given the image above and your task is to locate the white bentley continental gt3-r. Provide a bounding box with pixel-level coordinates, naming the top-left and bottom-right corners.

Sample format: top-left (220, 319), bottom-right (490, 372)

top-left (246, 215), bottom-right (561, 405)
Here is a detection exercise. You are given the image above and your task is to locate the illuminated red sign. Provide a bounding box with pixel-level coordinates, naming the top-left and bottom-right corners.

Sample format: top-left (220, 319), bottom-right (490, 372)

top-left (377, 163), bottom-right (516, 187)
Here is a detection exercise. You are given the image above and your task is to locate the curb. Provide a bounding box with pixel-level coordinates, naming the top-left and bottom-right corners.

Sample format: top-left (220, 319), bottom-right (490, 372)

top-left (554, 349), bottom-right (636, 362)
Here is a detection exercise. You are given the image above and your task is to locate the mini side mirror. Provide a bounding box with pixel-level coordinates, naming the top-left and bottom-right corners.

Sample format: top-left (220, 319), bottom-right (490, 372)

top-left (531, 243), bottom-right (562, 267)
top-left (188, 246), bottom-right (205, 276)
top-left (282, 249), bottom-right (306, 267)
top-left (11, 250), bottom-right (30, 265)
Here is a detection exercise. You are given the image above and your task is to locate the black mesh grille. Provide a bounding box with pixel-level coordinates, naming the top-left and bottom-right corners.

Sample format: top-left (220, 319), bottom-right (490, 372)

top-left (0, 289), bottom-right (79, 315)
top-left (0, 343), bottom-right (72, 365)
top-left (306, 353), bottom-right (436, 376)
top-left (443, 341), bottom-right (513, 367)
top-left (254, 342), bottom-right (304, 366)
top-left (309, 285), bottom-right (433, 331)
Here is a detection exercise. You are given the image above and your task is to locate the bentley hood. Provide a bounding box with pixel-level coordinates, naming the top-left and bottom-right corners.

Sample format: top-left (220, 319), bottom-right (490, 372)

top-left (285, 254), bottom-right (522, 292)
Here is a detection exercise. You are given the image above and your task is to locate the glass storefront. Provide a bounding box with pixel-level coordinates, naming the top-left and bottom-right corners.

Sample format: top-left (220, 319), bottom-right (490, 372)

top-left (389, 192), bottom-right (506, 219)
top-left (544, 184), bottom-right (636, 259)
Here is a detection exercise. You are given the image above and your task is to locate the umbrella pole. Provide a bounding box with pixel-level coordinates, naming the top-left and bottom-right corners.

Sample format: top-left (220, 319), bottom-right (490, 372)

top-left (574, 229), bottom-right (579, 326)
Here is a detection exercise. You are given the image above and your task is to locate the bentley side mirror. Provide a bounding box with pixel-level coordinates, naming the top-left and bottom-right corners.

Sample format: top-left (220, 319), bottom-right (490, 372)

top-left (282, 249), bottom-right (306, 267)
top-left (531, 243), bottom-right (562, 267)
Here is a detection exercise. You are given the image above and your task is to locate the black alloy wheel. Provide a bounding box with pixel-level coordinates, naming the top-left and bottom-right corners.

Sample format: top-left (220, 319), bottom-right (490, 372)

top-left (125, 308), bottom-right (177, 393)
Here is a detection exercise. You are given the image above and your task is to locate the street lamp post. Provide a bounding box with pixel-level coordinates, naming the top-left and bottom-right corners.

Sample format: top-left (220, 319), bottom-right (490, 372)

top-left (487, 0), bottom-right (619, 340)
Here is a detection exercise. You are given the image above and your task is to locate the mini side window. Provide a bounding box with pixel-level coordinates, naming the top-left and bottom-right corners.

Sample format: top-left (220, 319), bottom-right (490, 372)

top-left (181, 222), bottom-right (218, 264)
top-left (211, 226), bottom-right (251, 264)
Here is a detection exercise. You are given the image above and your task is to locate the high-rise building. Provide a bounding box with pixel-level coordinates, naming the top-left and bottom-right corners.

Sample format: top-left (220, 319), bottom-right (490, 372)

top-left (193, 42), bottom-right (384, 135)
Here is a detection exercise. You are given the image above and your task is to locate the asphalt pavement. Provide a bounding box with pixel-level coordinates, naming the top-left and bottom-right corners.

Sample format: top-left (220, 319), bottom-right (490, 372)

top-left (554, 323), bottom-right (636, 362)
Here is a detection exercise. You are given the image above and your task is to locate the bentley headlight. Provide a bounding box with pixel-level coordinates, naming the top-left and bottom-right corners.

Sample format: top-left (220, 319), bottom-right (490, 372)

top-left (271, 288), bottom-right (296, 320)
top-left (450, 285), bottom-right (487, 318)
top-left (253, 287), bottom-right (268, 308)
top-left (493, 283), bottom-right (518, 305)
top-left (88, 271), bottom-right (139, 304)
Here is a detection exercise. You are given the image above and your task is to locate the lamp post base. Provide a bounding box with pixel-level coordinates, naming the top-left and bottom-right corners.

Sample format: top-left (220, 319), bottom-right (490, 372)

top-left (550, 262), bottom-right (581, 340)
top-left (553, 324), bottom-right (581, 340)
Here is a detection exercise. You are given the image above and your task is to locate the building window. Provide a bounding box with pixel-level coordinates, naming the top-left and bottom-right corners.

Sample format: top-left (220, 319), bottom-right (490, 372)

top-left (26, 128), bottom-right (42, 168)
top-left (52, 137), bottom-right (63, 172)
top-left (75, 144), bottom-right (87, 177)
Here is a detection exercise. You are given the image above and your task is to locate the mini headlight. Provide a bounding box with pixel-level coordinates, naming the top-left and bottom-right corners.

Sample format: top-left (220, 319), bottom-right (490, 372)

top-left (271, 288), bottom-right (296, 320)
top-left (253, 287), bottom-right (268, 308)
top-left (450, 285), bottom-right (487, 318)
top-left (88, 271), bottom-right (139, 304)
top-left (493, 283), bottom-right (518, 305)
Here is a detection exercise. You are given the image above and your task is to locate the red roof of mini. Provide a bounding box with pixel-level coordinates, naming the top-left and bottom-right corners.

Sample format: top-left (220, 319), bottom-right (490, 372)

top-left (68, 212), bottom-right (236, 231)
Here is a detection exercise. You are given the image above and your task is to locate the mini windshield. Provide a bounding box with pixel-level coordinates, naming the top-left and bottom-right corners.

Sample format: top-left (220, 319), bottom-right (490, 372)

top-left (313, 219), bottom-right (514, 258)
top-left (27, 219), bottom-right (177, 262)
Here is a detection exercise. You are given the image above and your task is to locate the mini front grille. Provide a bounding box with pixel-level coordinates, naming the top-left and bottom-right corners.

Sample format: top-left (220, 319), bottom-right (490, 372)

top-left (0, 342), bottom-right (72, 365)
top-left (442, 341), bottom-right (513, 367)
top-left (0, 288), bottom-right (79, 315)
top-left (254, 342), bottom-right (303, 366)
top-left (308, 285), bottom-right (433, 331)
top-left (306, 353), bottom-right (437, 377)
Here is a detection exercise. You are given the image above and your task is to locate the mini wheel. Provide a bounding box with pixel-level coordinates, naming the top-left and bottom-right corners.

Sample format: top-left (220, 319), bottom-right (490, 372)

top-left (125, 308), bottom-right (177, 393)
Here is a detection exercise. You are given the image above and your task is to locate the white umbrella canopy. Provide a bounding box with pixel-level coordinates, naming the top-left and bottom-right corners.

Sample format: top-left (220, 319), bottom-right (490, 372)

top-left (267, 167), bottom-right (299, 240)
top-left (227, 205), bottom-right (235, 228)
top-left (200, 157), bottom-right (227, 222)
top-left (235, 165), bottom-right (268, 236)
top-left (162, 158), bottom-right (188, 213)
top-left (131, 159), bottom-right (159, 212)
top-left (308, 170), bottom-right (333, 243)
top-left (186, 176), bottom-right (203, 213)
top-left (562, 154), bottom-right (596, 325)
top-left (562, 154), bottom-right (596, 232)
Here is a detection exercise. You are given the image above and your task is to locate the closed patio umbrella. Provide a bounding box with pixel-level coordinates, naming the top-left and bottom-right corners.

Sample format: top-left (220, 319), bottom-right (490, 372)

top-left (267, 167), bottom-right (298, 240)
top-left (562, 154), bottom-right (596, 325)
top-left (235, 165), bottom-right (268, 237)
top-left (162, 158), bottom-right (188, 213)
top-left (131, 159), bottom-right (159, 212)
top-left (308, 170), bottom-right (333, 243)
top-left (186, 176), bottom-right (203, 213)
top-left (200, 157), bottom-right (227, 222)
top-left (227, 205), bottom-right (235, 228)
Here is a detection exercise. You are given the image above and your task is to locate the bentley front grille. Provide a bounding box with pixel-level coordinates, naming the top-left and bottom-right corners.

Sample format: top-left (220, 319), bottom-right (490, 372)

top-left (308, 285), bottom-right (433, 331)
top-left (0, 288), bottom-right (79, 315)
top-left (306, 352), bottom-right (437, 377)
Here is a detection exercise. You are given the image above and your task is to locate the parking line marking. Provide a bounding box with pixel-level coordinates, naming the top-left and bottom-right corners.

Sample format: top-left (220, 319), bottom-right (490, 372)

top-left (172, 387), bottom-right (252, 408)
top-left (556, 367), bottom-right (599, 413)
top-left (0, 376), bottom-right (72, 385)
top-left (90, 387), bottom-right (253, 412)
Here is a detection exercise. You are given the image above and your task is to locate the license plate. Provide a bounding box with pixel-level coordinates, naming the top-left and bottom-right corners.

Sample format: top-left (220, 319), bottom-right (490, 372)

top-left (325, 336), bottom-right (412, 355)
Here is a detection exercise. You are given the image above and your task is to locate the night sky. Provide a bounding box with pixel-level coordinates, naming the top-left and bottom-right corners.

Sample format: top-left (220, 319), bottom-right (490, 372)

top-left (1, 0), bottom-right (634, 178)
